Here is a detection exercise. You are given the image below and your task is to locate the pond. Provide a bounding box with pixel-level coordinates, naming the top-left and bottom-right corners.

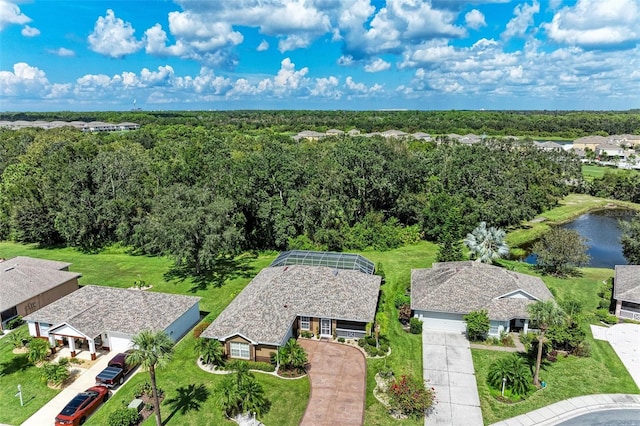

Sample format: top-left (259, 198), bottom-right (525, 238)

top-left (524, 209), bottom-right (638, 269)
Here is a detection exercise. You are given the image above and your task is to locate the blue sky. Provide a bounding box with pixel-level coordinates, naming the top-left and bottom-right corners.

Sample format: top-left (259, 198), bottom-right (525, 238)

top-left (1, 0), bottom-right (639, 111)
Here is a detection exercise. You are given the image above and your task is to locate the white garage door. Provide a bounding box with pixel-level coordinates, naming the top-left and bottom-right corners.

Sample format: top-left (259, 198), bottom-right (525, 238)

top-left (416, 311), bottom-right (466, 333)
top-left (109, 335), bottom-right (133, 352)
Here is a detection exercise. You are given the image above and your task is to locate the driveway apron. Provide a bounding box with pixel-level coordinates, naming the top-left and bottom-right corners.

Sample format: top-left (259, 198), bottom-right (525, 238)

top-left (299, 340), bottom-right (366, 426)
top-left (422, 329), bottom-right (483, 426)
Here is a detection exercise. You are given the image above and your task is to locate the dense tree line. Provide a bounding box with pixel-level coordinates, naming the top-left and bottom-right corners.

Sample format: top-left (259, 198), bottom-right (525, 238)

top-left (2, 109), bottom-right (639, 138)
top-left (582, 170), bottom-right (640, 203)
top-left (0, 122), bottom-right (580, 276)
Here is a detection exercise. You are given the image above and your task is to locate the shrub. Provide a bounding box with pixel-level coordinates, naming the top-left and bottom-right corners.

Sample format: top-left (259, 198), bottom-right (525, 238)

top-left (365, 345), bottom-right (379, 357)
top-left (487, 354), bottom-right (532, 397)
top-left (192, 321), bottom-right (212, 339)
top-left (398, 304), bottom-right (412, 324)
top-left (409, 318), bottom-right (422, 334)
top-left (299, 331), bottom-right (313, 338)
top-left (28, 338), bottom-right (50, 364)
top-left (500, 332), bottom-right (515, 347)
top-left (245, 361), bottom-right (275, 372)
top-left (519, 331), bottom-right (536, 350)
top-left (573, 341), bottom-right (591, 357)
top-left (595, 309), bottom-right (618, 325)
top-left (6, 329), bottom-right (28, 349)
top-left (394, 293), bottom-right (411, 309)
top-left (7, 316), bottom-right (24, 330)
top-left (40, 361), bottom-right (70, 386)
top-left (379, 343), bottom-right (390, 353)
top-left (388, 375), bottom-right (436, 419)
top-left (108, 408), bottom-right (140, 426)
top-left (378, 365), bottom-right (394, 378)
top-left (357, 339), bottom-right (365, 347)
top-left (365, 336), bottom-right (377, 346)
top-left (464, 310), bottom-right (490, 341)
top-left (337, 337), bottom-right (345, 343)
top-left (133, 381), bottom-right (152, 398)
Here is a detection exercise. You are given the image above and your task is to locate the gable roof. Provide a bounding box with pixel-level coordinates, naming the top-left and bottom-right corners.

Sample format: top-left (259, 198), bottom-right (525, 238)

top-left (614, 265), bottom-right (640, 303)
top-left (0, 257), bottom-right (80, 312)
top-left (202, 265), bottom-right (381, 346)
top-left (23, 285), bottom-right (200, 338)
top-left (411, 261), bottom-right (553, 321)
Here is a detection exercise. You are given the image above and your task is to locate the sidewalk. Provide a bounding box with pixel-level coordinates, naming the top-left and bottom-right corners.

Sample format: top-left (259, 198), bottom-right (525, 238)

top-left (491, 393), bottom-right (640, 425)
top-left (22, 351), bottom-right (123, 426)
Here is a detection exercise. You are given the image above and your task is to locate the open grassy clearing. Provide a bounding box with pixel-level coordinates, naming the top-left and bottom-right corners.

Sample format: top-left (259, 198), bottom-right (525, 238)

top-left (0, 325), bottom-right (60, 425)
top-left (506, 193), bottom-right (640, 248)
top-left (581, 164), bottom-right (639, 182)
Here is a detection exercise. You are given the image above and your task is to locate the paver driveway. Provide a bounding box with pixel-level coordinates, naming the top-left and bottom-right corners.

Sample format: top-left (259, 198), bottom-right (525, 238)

top-left (299, 340), bottom-right (366, 426)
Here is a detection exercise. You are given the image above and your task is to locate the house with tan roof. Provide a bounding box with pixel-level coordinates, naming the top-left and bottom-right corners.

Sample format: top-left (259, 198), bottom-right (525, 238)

top-left (1, 257), bottom-right (80, 331)
top-left (23, 285), bottom-right (200, 359)
top-left (201, 250), bottom-right (381, 362)
top-left (411, 261), bottom-right (553, 336)
top-left (573, 135), bottom-right (608, 151)
top-left (614, 265), bottom-right (640, 321)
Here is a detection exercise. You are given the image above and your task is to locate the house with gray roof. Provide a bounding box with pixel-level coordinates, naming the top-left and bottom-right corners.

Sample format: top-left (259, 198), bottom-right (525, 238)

top-left (614, 265), bottom-right (640, 321)
top-left (411, 261), bottom-right (553, 336)
top-left (23, 285), bottom-right (200, 359)
top-left (1, 257), bottom-right (80, 331)
top-left (202, 251), bottom-right (381, 362)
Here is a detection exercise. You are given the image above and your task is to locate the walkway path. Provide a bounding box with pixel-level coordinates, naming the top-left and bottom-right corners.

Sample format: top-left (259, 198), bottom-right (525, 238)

top-left (491, 393), bottom-right (640, 425)
top-left (422, 330), bottom-right (483, 426)
top-left (298, 340), bottom-right (366, 426)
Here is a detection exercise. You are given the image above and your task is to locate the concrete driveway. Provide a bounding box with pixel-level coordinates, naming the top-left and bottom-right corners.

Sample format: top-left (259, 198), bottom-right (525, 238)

top-left (592, 323), bottom-right (640, 389)
top-left (422, 329), bottom-right (483, 426)
top-left (298, 340), bottom-right (366, 426)
top-left (22, 351), bottom-right (134, 426)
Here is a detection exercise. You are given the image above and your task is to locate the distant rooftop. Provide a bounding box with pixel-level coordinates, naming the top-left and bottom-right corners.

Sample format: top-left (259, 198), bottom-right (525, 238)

top-left (270, 250), bottom-right (375, 275)
top-left (0, 120), bottom-right (139, 132)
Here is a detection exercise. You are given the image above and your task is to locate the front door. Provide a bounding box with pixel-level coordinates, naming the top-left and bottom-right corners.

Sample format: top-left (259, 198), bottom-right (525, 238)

top-left (321, 318), bottom-right (331, 336)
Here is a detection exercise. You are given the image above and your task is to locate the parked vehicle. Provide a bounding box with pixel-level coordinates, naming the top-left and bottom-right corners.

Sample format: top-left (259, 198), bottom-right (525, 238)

top-left (95, 352), bottom-right (134, 387)
top-left (54, 385), bottom-right (109, 426)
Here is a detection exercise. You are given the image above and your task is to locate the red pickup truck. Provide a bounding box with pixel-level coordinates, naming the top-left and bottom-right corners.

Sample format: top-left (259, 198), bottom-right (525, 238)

top-left (95, 352), bottom-right (134, 387)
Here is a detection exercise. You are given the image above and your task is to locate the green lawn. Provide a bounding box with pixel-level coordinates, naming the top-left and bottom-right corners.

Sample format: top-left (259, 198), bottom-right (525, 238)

top-left (0, 325), bottom-right (60, 425)
top-left (581, 164), bottom-right (639, 182)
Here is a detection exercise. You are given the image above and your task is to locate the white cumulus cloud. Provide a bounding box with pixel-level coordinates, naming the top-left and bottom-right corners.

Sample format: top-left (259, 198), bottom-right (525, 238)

top-left (0, 0), bottom-right (31, 30)
top-left (257, 40), bottom-right (269, 51)
top-left (502, 1), bottom-right (540, 40)
top-left (88, 9), bottom-right (143, 58)
top-left (0, 62), bottom-right (49, 97)
top-left (465, 9), bottom-right (486, 30)
top-left (364, 58), bottom-right (391, 72)
top-left (21, 25), bottom-right (39, 37)
top-left (542, 0), bottom-right (640, 48)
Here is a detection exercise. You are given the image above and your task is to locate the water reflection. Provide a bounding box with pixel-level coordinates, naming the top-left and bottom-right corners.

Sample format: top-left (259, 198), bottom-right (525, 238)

top-left (524, 209), bottom-right (637, 269)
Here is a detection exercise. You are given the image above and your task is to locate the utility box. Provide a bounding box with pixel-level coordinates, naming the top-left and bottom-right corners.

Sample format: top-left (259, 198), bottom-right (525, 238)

top-left (128, 398), bottom-right (144, 412)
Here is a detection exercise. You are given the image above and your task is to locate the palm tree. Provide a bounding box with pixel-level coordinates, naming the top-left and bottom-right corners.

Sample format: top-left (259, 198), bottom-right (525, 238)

top-left (216, 361), bottom-right (269, 418)
top-left (277, 338), bottom-right (308, 372)
top-left (464, 221), bottom-right (509, 264)
top-left (27, 338), bottom-right (50, 365)
top-left (528, 300), bottom-right (565, 386)
top-left (127, 330), bottom-right (174, 426)
top-left (194, 338), bottom-right (225, 366)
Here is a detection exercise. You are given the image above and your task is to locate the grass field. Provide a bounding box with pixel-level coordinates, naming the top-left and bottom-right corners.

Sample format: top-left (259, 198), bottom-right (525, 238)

top-left (0, 325), bottom-right (60, 426)
top-left (581, 164), bottom-right (639, 181)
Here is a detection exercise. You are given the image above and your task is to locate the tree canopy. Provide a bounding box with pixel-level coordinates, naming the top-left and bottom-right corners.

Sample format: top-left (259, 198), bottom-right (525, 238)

top-left (532, 228), bottom-right (590, 276)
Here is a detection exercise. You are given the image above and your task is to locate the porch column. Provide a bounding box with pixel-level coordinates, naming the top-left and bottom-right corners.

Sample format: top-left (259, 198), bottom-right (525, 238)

top-left (69, 337), bottom-right (76, 357)
top-left (615, 300), bottom-right (622, 317)
top-left (49, 334), bottom-right (57, 354)
top-left (88, 338), bottom-right (97, 361)
top-left (523, 319), bottom-right (529, 334)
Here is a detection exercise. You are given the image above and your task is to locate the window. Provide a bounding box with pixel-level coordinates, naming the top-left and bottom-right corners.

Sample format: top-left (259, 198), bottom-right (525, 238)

top-left (230, 342), bottom-right (250, 359)
top-left (300, 316), bottom-right (310, 330)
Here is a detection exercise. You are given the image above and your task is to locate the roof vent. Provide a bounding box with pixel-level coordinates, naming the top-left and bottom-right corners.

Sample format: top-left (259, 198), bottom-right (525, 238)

top-left (4, 266), bottom-right (15, 272)
top-left (333, 268), bottom-right (339, 276)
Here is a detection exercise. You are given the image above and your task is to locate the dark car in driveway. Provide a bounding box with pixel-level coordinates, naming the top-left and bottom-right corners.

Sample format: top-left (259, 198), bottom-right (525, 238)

top-left (54, 385), bottom-right (109, 426)
top-left (95, 352), bottom-right (135, 387)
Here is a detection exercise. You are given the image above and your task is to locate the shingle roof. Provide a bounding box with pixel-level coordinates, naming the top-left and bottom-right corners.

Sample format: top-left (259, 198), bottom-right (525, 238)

top-left (202, 265), bottom-right (381, 345)
top-left (0, 257), bottom-right (80, 312)
top-left (614, 265), bottom-right (640, 303)
top-left (23, 285), bottom-right (200, 338)
top-left (411, 261), bottom-right (553, 321)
